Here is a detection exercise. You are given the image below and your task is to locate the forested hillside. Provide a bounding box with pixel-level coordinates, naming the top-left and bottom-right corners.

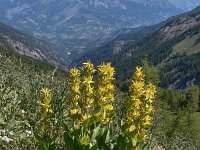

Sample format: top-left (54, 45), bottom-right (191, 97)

top-left (74, 6), bottom-right (200, 89)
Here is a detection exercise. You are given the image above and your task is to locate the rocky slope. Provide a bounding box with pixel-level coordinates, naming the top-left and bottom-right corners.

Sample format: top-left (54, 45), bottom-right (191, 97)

top-left (0, 21), bottom-right (66, 67)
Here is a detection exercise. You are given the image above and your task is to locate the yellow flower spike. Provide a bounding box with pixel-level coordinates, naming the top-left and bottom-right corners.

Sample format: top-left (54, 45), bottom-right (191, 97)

top-left (124, 66), bottom-right (156, 143)
top-left (66, 62), bottom-right (116, 147)
top-left (95, 63), bottom-right (115, 125)
top-left (79, 61), bottom-right (95, 110)
top-left (67, 68), bottom-right (81, 123)
top-left (40, 88), bottom-right (52, 112)
top-left (38, 88), bottom-right (53, 134)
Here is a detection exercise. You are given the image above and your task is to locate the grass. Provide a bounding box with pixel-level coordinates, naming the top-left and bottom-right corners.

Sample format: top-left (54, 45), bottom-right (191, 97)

top-left (173, 34), bottom-right (200, 55)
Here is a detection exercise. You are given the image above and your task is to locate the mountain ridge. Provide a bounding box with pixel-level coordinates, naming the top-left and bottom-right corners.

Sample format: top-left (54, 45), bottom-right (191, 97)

top-left (72, 5), bottom-right (200, 89)
top-left (0, 0), bottom-right (194, 53)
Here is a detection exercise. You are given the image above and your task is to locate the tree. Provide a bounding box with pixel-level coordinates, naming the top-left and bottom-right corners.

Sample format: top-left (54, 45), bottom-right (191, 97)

top-left (142, 58), bottom-right (160, 86)
top-left (186, 84), bottom-right (199, 112)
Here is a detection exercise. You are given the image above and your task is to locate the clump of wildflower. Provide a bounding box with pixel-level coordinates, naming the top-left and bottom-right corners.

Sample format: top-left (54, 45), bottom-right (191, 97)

top-left (95, 63), bottom-right (115, 124)
top-left (65, 62), bottom-right (116, 148)
top-left (125, 67), bottom-right (156, 141)
top-left (38, 88), bottom-right (52, 133)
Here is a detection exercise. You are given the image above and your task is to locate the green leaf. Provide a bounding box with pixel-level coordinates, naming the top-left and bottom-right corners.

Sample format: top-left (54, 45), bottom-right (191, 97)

top-left (104, 129), bottom-right (110, 144)
top-left (0, 117), bottom-right (6, 125)
top-left (83, 116), bottom-right (98, 128)
top-left (131, 138), bottom-right (137, 147)
top-left (116, 134), bottom-right (128, 150)
top-left (90, 143), bottom-right (98, 150)
top-left (34, 133), bottom-right (48, 150)
top-left (91, 125), bottom-right (101, 141)
top-left (64, 132), bottom-right (75, 150)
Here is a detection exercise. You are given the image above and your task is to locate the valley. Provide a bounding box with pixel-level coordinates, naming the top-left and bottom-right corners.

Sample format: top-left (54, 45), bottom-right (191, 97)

top-left (0, 0), bottom-right (198, 54)
top-left (1, 1), bottom-right (200, 149)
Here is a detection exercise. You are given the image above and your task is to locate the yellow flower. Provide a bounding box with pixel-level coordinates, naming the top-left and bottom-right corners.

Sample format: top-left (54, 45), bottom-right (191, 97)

top-left (94, 63), bottom-right (115, 125)
top-left (127, 98), bottom-right (142, 109)
top-left (143, 115), bottom-right (152, 126)
top-left (38, 88), bottom-right (52, 134)
top-left (124, 67), bottom-right (156, 142)
top-left (134, 67), bottom-right (145, 81)
top-left (81, 62), bottom-right (96, 74)
top-left (41, 88), bottom-right (51, 98)
top-left (132, 81), bottom-right (144, 90)
top-left (40, 88), bottom-right (52, 112)
top-left (69, 109), bottom-right (79, 115)
top-left (101, 118), bottom-right (110, 124)
top-left (80, 114), bottom-right (91, 122)
top-left (128, 125), bottom-right (136, 132)
top-left (105, 104), bottom-right (114, 111)
top-left (79, 61), bottom-right (95, 110)
top-left (79, 134), bottom-right (90, 145)
top-left (67, 67), bottom-right (81, 116)
top-left (70, 68), bottom-right (80, 76)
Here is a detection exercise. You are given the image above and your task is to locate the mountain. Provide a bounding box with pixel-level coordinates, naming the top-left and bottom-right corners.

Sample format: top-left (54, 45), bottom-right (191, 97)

top-left (0, 21), bottom-right (68, 67)
top-left (73, 6), bottom-right (200, 89)
top-left (0, 0), bottom-right (198, 54)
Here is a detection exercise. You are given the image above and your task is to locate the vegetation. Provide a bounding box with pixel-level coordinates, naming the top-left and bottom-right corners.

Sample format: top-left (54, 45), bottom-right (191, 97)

top-left (74, 10), bottom-right (200, 89)
top-left (0, 47), bottom-right (66, 149)
top-left (29, 62), bottom-right (156, 150)
top-left (1, 5), bottom-right (200, 150)
top-left (1, 46), bottom-right (200, 149)
top-left (106, 24), bottom-right (200, 89)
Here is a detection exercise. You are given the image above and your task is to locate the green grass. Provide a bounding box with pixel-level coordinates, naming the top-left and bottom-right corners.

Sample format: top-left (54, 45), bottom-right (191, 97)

top-left (173, 34), bottom-right (200, 54)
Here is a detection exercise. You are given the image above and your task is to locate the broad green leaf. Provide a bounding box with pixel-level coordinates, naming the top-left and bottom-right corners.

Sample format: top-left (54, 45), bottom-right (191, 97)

top-left (131, 138), bottom-right (137, 147)
top-left (91, 125), bottom-right (101, 141)
top-left (104, 129), bottom-right (110, 144)
top-left (64, 132), bottom-right (75, 150)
